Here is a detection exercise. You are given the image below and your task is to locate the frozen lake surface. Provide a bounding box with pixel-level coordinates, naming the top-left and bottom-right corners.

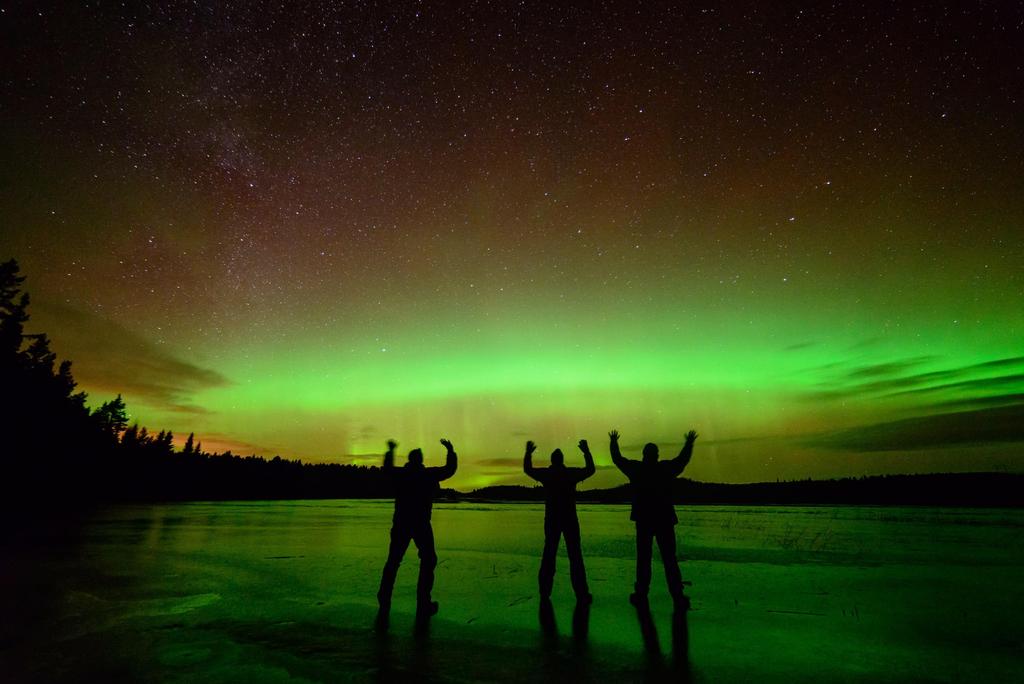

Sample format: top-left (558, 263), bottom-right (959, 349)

top-left (3, 501), bottom-right (1022, 682)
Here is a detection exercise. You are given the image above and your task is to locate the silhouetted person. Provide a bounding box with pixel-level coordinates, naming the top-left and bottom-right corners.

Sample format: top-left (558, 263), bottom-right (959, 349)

top-left (377, 438), bottom-right (457, 618)
top-left (524, 439), bottom-right (595, 603)
top-left (610, 429), bottom-right (697, 610)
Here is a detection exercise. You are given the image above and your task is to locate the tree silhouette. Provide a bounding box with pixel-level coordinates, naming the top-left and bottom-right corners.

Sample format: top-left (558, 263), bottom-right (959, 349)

top-left (0, 258), bottom-right (403, 504)
top-left (93, 394), bottom-right (128, 438)
top-left (121, 423), bottom-right (140, 449)
top-left (0, 259), bottom-right (29, 356)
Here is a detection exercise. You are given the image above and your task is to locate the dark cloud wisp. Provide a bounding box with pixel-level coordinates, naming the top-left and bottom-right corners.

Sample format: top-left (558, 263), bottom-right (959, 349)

top-left (30, 300), bottom-right (230, 413)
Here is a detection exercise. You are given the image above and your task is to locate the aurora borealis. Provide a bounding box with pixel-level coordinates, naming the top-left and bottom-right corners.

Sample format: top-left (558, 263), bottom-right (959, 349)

top-left (1, 2), bottom-right (1022, 489)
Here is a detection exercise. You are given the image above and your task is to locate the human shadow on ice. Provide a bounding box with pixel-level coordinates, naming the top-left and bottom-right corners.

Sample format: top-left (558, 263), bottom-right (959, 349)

top-left (634, 602), bottom-right (691, 681)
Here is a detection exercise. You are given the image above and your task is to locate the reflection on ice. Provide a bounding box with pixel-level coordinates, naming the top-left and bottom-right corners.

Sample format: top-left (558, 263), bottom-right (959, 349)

top-left (2, 502), bottom-right (1021, 682)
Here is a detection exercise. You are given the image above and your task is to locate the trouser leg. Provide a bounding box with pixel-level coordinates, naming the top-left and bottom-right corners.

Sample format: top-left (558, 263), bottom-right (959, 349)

top-left (635, 523), bottom-right (654, 596)
top-left (563, 515), bottom-right (589, 597)
top-left (539, 518), bottom-right (560, 598)
top-left (378, 525), bottom-right (412, 603)
top-left (412, 523), bottom-right (438, 603)
top-left (655, 525), bottom-right (684, 598)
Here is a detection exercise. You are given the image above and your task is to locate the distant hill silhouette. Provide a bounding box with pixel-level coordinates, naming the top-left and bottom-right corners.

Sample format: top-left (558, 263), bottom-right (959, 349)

top-left (467, 473), bottom-right (1024, 507)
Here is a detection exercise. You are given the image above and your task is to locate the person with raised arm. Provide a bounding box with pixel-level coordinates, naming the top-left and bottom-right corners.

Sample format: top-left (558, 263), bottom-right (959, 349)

top-left (377, 437), bottom-right (457, 618)
top-left (609, 429), bottom-right (698, 610)
top-left (524, 438), bottom-right (596, 604)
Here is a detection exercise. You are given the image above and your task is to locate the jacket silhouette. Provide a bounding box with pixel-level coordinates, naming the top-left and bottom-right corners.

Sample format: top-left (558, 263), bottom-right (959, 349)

top-left (610, 429), bottom-right (697, 608)
top-left (377, 438), bottom-right (457, 616)
top-left (524, 439), bottom-right (595, 602)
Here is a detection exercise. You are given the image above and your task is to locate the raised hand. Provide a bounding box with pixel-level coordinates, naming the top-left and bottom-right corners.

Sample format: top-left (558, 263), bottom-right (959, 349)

top-left (386, 439), bottom-right (398, 451)
top-left (440, 438), bottom-right (454, 451)
top-left (525, 440), bottom-right (537, 455)
top-left (684, 430), bottom-right (698, 443)
top-left (609, 430), bottom-right (620, 442)
top-left (578, 439), bottom-right (590, 453)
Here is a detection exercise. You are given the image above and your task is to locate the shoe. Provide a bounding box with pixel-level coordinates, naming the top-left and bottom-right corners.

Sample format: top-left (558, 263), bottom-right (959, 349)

top-left (416, 600), bottom-right (439, 618)
top-left (629, 592), bottom-right (648, 607)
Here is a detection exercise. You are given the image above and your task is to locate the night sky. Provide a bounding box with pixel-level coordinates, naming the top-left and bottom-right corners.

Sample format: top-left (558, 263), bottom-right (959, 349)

top-left (2, 2), bottom-right (1022, 488)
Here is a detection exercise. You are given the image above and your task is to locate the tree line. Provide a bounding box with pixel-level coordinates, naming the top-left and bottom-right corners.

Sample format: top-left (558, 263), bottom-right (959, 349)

top-left (0, 258), bottom-right (405, 506)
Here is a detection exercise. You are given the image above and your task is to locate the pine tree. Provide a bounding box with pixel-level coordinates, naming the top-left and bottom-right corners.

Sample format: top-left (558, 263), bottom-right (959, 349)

top-left (122, 423), bottom-right (139, 449)
top-left (1, 258), bottom-right (103, 503)
top-left (0, 259), bottom-right (29, 357)
top-left (93, 394), bottom-right (128, 437)
top-left (158, 430), bottom-right (174, 454)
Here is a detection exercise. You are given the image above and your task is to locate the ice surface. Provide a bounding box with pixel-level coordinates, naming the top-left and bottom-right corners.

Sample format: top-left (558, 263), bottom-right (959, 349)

top-left (2, 502), bottom-right (1022, 682)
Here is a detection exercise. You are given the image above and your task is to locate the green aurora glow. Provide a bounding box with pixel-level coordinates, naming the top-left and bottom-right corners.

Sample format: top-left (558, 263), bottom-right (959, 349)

top-left (3, 3), bottom-right (1023, 488)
